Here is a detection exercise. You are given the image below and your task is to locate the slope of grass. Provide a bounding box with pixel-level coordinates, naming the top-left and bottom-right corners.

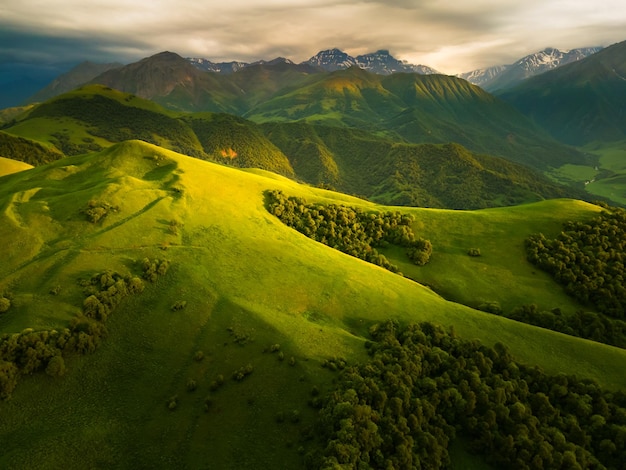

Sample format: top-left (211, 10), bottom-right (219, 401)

top-left (384, 199), bottom-right (603, 314)
top-left (1, 141), bottom-right (625, 468)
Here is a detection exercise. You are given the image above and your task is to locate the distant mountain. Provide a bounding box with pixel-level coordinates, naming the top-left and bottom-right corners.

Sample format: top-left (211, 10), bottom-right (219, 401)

top-left (305, 48), bottom-right (358, 71)
top-left (0, 62), bottom-right (69, 108)
top-left (457, 65), bottom-right (508, 89)
top-left (27, 61), bottom-right (123, 103)
top-left (305, 48), bottom-right (439, 75)
top-left (355, 49), bottom-right (439, 75)
top-left (498, 40), bottom-right (626, 145)
top-left (87, 51), bottom-right (246, 113)
top-left (460, 47), bottom-right (602, 91)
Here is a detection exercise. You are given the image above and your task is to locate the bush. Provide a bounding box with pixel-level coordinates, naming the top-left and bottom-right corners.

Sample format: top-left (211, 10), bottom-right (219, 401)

top-left (467, 248), bottom-right (481, 257)
top-left (45, 355), bottom-right (66, 377)
top-left (0, 297), bottom-right (10, 313)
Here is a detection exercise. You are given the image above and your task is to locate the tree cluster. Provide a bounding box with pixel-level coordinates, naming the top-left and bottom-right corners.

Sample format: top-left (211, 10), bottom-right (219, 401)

top-left (266, 190), bottom-right (432, 272)
top-left (526, 207), bottom-right (626, 318)
top-left (81, 199), bottom-right (119, 223)
top-left (0, 268), bottom-right (149, 400)
top-left (308, 321), bottom-right (626, 469)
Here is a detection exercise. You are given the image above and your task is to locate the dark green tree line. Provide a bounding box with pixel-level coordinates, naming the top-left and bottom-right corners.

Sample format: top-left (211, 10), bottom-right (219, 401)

top-left (266, 190), bottom-right (432, 272)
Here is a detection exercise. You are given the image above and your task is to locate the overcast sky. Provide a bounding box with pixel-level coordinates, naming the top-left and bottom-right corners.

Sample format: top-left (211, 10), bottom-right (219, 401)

top-left (1, 0), bottom-right (625, 74)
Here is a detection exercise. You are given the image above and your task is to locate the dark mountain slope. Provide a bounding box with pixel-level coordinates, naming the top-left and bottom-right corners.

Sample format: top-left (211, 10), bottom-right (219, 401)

top-left (4, 86), bottom-right (295, 176)
top-left (262, 122), bottom-right (587, 208)
top-left (89, 51), bottom-right (244, 113)
top-left (498, 40), bottom-right (626, 145)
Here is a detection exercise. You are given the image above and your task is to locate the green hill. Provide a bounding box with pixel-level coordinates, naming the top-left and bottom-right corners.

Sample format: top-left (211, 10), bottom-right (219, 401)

top-left (246, 68), bottom-right (587, 171)
top-left (2, 85), bottom-right (586, 209)
top-left (0, 141), bottom-right (624, 468)
top-left (2, 85), bottom-right (295, 177)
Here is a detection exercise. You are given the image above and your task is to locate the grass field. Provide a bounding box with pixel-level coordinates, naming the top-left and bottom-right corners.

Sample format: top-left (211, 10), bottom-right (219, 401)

top-left (1, 141), bottom-right (625, 468)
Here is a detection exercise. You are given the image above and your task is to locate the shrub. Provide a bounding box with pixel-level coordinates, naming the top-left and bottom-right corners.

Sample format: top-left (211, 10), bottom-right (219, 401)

top-left (193, 350), bottom-right (204, 362)
top-left (0, 297), bottom-right (10, 313)
top-left (166, 395), bottom-right (178, 410)
top-left (186, 378), bottom-right (197, 392)
top-left (45, 355), bottom-right (66, 377)
top-left (468, 248), bottom-right (481, 257)
top-left (171, 300), bottom-right (187, 311)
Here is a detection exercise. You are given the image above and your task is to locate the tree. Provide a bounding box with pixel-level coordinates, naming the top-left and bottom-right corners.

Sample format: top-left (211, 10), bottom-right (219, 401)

top-left (0, 297), bottom-right (10, 313)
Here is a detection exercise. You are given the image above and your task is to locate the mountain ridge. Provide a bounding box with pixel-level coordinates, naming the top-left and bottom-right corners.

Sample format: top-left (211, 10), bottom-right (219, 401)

top-left (459, 46), bottom-right (602, 91)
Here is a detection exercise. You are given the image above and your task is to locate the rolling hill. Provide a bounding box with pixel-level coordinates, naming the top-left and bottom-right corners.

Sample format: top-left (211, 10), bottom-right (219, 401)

top-left (2, 85), bottom-right (585, 209)
top-left (0, 140), bottom-right (625, 468)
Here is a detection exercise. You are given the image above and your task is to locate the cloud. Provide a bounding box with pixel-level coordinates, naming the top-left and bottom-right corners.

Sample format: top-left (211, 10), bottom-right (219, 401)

top-left (1, 0), bottom-right (625, 73)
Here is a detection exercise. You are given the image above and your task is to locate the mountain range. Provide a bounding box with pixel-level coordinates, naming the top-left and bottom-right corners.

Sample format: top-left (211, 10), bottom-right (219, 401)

top-left (10, 51), bottom-right (586, 171)
top-left (459, 46), bottom-right (602, 91)
top-left (1, 45), bottom-right (605, 111)
top-left (188, 48), bottom-right (439, 75)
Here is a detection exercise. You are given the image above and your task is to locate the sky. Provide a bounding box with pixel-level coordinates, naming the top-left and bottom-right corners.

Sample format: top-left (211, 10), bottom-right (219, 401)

top-left (1, 0), bottom-right (626, 74)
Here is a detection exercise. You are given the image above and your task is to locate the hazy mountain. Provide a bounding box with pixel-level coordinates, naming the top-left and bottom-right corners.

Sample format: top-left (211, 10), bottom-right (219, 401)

top-left (498, 40), bottom-right (626, 145)
top-left (457, 65), bottom-right (509, 89)
top-left (460, 47), bottom-right (602, 91)
top-left (0, 62), bottom-right (69, 108)
top-left (27, 61), bottom-right (123, 103)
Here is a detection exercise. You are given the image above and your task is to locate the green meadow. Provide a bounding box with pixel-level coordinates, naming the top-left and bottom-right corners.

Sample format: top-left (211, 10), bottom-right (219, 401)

top-left (1, 141), bottom-right (625, 468)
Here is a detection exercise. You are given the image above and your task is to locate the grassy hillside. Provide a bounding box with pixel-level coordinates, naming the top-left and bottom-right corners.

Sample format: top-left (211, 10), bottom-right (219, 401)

top-left (0, 141), bottom-right (625, 468)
